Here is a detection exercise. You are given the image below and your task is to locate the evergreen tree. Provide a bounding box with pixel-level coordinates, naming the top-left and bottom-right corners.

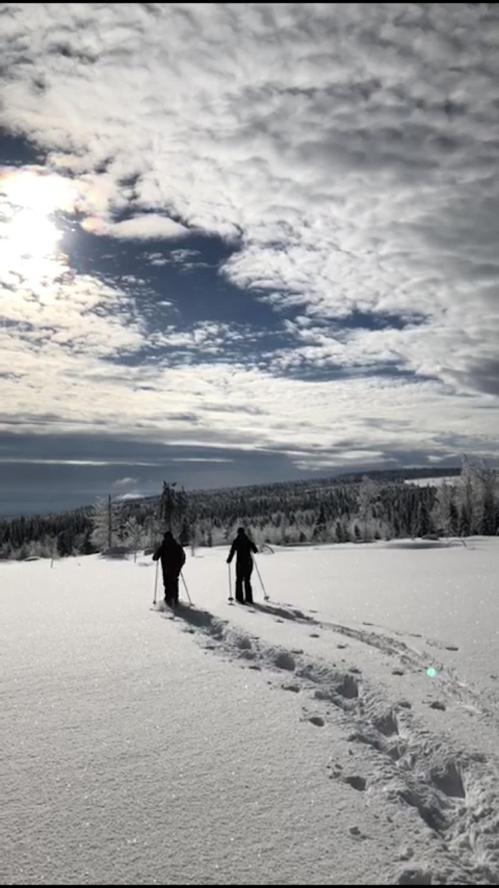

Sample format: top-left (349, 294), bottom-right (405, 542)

top-left (179, 520), bottom-right (190, 546)
top-left (449, 498), bottom-right (459, 535)
top-left (313, 505), bottom-right (327, 541)
top-left (159, 482), bottom-right (187, 535)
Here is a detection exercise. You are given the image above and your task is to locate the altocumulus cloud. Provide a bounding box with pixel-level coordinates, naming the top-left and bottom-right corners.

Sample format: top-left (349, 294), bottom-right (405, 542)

top-left (0, 1), bottom-right (498, 489)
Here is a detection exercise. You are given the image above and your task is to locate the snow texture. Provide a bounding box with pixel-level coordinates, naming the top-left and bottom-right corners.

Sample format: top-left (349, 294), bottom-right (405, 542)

top-left (1, 538), bottom-right (499, 884)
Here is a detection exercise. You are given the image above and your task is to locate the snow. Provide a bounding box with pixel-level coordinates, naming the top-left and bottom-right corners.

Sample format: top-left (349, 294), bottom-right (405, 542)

top-left (2, 539), bottom-right (499, 885)
top-left (403, 476), bottom-right (457, 487)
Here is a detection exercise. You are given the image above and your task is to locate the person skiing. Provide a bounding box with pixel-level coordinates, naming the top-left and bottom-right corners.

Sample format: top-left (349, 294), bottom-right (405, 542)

top-left (153, 530), bottom-right (186, 607)
top-left (226, 527), bottom-right (258, 604)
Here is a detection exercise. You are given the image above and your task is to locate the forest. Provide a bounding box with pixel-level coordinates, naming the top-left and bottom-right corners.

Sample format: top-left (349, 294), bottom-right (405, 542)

top-left (0, 463), bottom-right (496, 560)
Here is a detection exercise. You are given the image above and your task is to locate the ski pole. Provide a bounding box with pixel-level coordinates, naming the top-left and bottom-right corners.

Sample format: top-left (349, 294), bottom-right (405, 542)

top-left (254, 558), bottom-right (269, 601)
top-left (180, 571), bottom-right (192, 605)
top-left (228, 562), bottom-right (233, 602)
top-left (153, 559), bottom-right (159, 605)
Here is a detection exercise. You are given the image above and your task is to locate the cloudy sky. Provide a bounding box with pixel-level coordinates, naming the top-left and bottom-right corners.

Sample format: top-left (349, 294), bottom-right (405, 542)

top-left (1, 2), bottom-right (499, 516)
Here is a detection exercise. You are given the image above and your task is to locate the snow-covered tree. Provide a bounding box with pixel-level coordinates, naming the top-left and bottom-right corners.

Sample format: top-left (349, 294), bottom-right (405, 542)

top-left (122, 516), bottom-right (143, 561)
top-left (357, 476), bottom-right (379, 541)
top-left (455, 456), bottom-right (498, 536)
top-left (431, 482), bottom-right (459, 536)
top-left (159, 482), bottom-right (188, 535)
top-left (91, 495), bottom-right (114, 551)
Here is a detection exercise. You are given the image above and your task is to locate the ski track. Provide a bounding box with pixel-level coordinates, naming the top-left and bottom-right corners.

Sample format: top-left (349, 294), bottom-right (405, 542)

top-left (156, 599), bottom-right (499, 885)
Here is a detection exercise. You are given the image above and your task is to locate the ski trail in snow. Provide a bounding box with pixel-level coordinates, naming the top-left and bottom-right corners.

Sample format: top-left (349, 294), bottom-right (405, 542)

top-left (317, 618), bottom-right (491, 716)
top-left (246, 599), bottom-right (494, 721)
top-left (156, 601), bottom-right (499, 885)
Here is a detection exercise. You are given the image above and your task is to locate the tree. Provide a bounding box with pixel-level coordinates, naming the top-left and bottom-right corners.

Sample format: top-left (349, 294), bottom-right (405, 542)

top-left (417, 500), bottom-right (432, 537)
top-left (313, 505), bottom-right (327, 542)
top-left (357, 476), bottom-right (378, 541)
top-left (91, 495), bottom-right (114, 551)
top-left (335, 520), bottom-right (344, 543)
top-left (123, 516), bottom-right (143, 561)
top-left (179, 520), bottom-right (190, 546)
top-left (159, 482), bottom-right (187, 535)
top-left (449, 499), bottom-right (459, 535)
top-left (455, 456), bottom-right (497, 536)
top-left (481, 482), bottom-right (497, 535)
top-left (473, 463), bottom-right (498, 535)
top-left (57, 530), bottom-right (73, 557)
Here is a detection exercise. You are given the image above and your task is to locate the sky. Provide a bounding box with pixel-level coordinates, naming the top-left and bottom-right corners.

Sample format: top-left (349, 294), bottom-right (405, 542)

top-left (1, 2), bottom-right (499, 516)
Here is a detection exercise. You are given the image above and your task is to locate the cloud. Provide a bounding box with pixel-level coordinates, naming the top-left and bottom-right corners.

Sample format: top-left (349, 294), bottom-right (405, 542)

top-left (81, 214), bottom-right (189, 240)
top-left (170, 457), bottom-right (234, 463)
top-left (0, 2), bottom-right (498, 475)
top-left (0, 270), bottom-right (145, 358)
top-left (112, 476), bottom-right (139, 489)
top-left (0, 459), bottom-right (155, 467)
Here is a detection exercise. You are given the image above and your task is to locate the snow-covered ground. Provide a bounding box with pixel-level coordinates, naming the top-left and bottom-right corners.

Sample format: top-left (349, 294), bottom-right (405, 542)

top-left (2, 539), bottom-right (499, 885)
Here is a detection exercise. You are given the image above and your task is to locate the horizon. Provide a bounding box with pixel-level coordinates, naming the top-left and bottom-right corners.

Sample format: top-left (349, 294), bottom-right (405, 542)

top-left (1, 4), bottom-right (498, 518)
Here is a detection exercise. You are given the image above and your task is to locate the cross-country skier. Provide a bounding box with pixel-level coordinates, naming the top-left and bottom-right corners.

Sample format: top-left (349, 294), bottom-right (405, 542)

top-left (153, 531), bottom-right (186, 607)
top-left (226, 527), bottom-right (258, 604)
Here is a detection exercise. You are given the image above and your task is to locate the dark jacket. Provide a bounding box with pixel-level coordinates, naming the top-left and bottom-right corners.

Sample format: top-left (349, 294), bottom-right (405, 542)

top-left (227, 533), bottom-right (258, 565)
top-left (153, 536), bottom-right (186, 575)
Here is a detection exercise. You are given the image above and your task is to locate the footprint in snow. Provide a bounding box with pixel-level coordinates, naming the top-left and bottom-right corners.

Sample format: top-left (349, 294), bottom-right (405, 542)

top-left (307, 715), bottom-right (325, 727)
top-left (274, 651), bottom-right (296, 671)
top-left (344, 776), bottom-right (367, 792)
top-left (397, 867), bottom-right (433, 886)
top-left (349, 826), bottom-right (368, 839)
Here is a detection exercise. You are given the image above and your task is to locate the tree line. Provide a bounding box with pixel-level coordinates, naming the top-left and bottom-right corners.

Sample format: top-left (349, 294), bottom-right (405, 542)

top-left (0, 461), bottom-right (496, 560)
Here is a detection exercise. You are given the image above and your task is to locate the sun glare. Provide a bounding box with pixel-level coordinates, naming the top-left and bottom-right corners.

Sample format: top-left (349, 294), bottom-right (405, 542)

top-left (1, 168), bottom-right (76, 215)
top-left (6, 208), bottom-right (61, 257)
top-left (0, 168), bottom-right (76, 286)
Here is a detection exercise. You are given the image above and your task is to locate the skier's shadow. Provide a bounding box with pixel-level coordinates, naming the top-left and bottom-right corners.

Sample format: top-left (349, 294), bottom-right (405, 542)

top-left (250, 602), bottom-right (317, 624)
top-left (164, 602), bottom-right (226, 639)
top-left (157, 601), bottom-right (316, 642)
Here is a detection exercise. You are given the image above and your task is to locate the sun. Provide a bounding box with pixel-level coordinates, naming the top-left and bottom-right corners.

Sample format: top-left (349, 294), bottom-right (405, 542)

top-left (0, 167), bottom-right (77, 286)
top-left (1, 167), bottom-right (76, 215)
top-left (5, 208), bottom-right (61, 258)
